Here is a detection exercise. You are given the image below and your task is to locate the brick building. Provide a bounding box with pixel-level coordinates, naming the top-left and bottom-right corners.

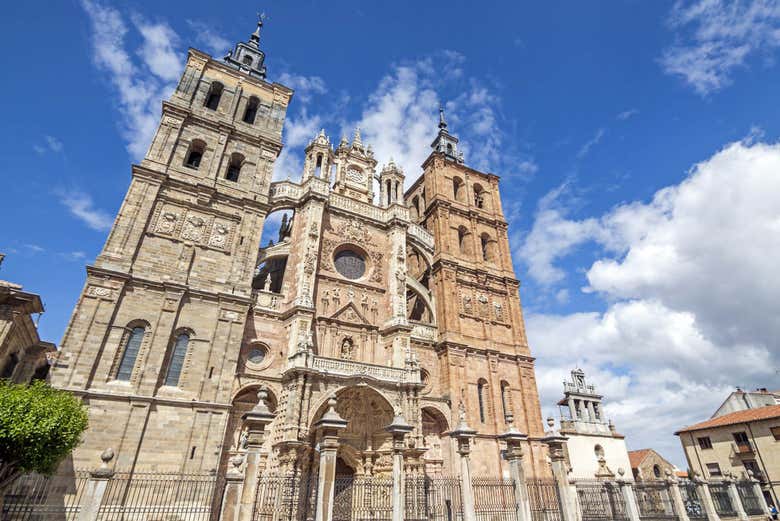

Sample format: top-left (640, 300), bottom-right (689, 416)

top-left (49, 21), bottom-right (548, 480)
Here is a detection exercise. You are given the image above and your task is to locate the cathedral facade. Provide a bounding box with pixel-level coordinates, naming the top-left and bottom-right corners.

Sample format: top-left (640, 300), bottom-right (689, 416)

top-left (50, 23), bottom-right (547, 480)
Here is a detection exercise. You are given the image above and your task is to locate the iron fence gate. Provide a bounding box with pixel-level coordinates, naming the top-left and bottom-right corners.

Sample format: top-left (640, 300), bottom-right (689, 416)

top-left (575, 481), bottom-right (628, 521)
top-left (253, 473), bottom-right (318, 521)
top-left (735, 482), bottom-right (764, 516)
top-left (1, 471), bottom-right (89, 521)
top-left (404, 476), bottom-right (462, 521)
top-left (527, 478), bottom-right (563, 521)
top-left (709, 483), bottom-right (736, 518)
top-left (678, 480), bottom-right (705, 521)
top-left (96, 471), bottom-right (224, 521)
top-left (331, 476), bottom-right (393, 521)
top-left (634, 482), bottom-right (677, 521)
top-left (472, 477), bottom-right (517, 521)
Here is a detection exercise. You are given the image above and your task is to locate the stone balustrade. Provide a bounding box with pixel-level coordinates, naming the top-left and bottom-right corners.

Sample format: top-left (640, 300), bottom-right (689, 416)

top-left (288, 351), bottom-right (421, 385)
top-left (252, 290), bottom-right (282, 311)
top-left (411, 323), bottom-right (437, 342)
top-left (407, 223), bottom-right (435, 251)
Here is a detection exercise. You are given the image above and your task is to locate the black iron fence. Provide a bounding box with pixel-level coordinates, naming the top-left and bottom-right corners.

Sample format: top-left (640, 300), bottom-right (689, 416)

top-left (404, 475), bottom-right (462, 521)
top-left (253, 473), bottom-right (318, 521)
top-left (527, 478), bottom-right (563, 521)
top-left (472, 477), bottom-right (517, 521)
top-left (575, 480), bottom-right (628, 521)
top-left (735, 481), bottom-right (763, 516)
top-left (709, 483), bottom-right (736, 518)
top-left (1, 471), bottom-right (89, 521)
top-left (633, 482), bottom-right (677, 521)
top-left (96, 471), bottom-right (224, 521)
top-left (678, 480), bottom-right (705, 521)
top-left (331, 475), bottom-right (393, 521)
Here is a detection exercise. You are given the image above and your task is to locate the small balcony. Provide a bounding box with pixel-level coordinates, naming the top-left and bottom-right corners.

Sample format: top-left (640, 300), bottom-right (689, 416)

top-left (733, 441), bottom-right (755, 455)
top-left (287, 351), bottom-right (421, 386)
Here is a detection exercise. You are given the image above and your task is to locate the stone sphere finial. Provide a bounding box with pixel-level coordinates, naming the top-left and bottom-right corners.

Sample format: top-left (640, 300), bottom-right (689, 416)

top-left (665, 468), bottom-right (672, 477)
top-left (546, 416), bottom-right (555, 429)
top-left (100, 448), bottom-right (115, 467)
top-left (618, 467), bottom-right (625, 477)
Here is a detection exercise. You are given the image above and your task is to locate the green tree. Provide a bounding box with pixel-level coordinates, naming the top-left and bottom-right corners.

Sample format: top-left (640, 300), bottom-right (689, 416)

top-left (0, 380), bottom-right (88, 492)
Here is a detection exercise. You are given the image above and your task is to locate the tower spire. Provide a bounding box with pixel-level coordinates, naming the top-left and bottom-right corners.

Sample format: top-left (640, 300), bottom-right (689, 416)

top-left (439, 105), bottom-right (448, 130)
top-left (249, 13), bottom-right (265, 48)
top-left (223, 16), bottom-right (268, 79)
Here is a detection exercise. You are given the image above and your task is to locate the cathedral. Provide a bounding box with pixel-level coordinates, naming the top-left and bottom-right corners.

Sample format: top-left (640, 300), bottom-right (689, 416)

top-left (50, 20), bottom-right (548, 481)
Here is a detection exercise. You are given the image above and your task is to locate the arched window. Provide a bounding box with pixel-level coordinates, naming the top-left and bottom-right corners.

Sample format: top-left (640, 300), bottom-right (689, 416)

top-left (204, 82), bottom-right (224, 111)
top-left (225, 153), bottom-right (244, 182)
top-left (457, 226), bottom-right (468, 254)
top-left (243, 96), bottom-right (259, 124)
top-left (480, 234), bottom-right (490, 261)
top-left (477, 379), bottom-right (488, 423)
top-left (500, 381), bottom-right (511, 420)
top-left (446, 143), bottom-right (453, 154)
top-left (453, 177), bottom-right (464, 201)
top-left (117, 326), bottom-right (145, 381)
top-left (594, 444), bottom-right (605, 458)
top-left (184, 140), bottom-right (205, 169)
top-left (653, 465), bottom-right (662, 479)
top-left (242, 55), bottom-right (253, 66)
top-left (474, 184), bottom-right (485, 208)
top-left (164, 332), bottom-right (190, 386)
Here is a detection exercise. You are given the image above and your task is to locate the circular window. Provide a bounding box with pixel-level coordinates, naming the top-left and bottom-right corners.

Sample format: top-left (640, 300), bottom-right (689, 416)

top-left (247, 347), bottom-right (267, 365)
top-left (334, 249), bottom-right (366, 280)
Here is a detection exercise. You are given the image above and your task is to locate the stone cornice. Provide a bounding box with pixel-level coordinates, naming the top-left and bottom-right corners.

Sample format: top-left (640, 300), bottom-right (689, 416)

top-left (435, 340), bottom-right (535, 364)
top-left (61, 387), bottom-right (233, 410)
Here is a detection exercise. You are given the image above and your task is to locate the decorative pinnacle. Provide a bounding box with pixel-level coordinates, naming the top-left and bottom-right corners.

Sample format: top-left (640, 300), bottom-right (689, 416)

top-left (438, 105), bottom-right (448, 130)
top-left (352, 127), bottom-right (363, 148)
top-left (250, 12), bottom-right (266, 44)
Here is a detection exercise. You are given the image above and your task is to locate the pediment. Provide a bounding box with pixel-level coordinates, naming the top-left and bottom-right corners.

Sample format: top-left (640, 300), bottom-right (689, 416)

top-left (328, 302), bottom-right (370, 325)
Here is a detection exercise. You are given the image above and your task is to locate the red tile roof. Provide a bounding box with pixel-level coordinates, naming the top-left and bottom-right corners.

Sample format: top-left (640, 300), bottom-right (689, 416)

top-left (628, 449), bottom-right (651, 469)
top-left (676, 404), bottom-right (780, 434)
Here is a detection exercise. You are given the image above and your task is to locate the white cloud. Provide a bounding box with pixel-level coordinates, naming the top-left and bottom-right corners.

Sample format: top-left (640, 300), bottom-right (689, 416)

top-left (186, 20), bottom-right (231, 57)
top-left (522, 139), bottom-right (780, 464)
top-left (34, 135), bottom-right (64, 155)
top-left (576, 128), bottom-right (605, 159)
top-left (278, 73), bottom-right (327, 104)
top-left (660, 0), bottom-right (780, 95)
top-left (81, 0), bottom-right (182, 158)
top-left (616, 109), bottom-right (639, 121)
top-left (58, 189), bottom-right (113, 232)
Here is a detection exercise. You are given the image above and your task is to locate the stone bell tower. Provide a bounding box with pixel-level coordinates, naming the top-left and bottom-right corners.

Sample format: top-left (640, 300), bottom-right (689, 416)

top-left (50, 20), bottom-right (293, 472)
top-left (404, 109), bottom-right (547, 476)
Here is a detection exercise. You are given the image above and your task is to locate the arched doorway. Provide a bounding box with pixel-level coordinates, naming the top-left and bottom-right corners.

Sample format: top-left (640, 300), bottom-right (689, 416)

top-left (219, 385), bottom-right (278, 474)
top-left (421, 407), bottom-right (451, 474)
top-left (310, 386), bottom-right (395, 476)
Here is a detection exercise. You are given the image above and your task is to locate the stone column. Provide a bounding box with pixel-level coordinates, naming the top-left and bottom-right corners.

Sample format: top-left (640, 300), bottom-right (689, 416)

top-left (724, 474), bottom-right (748, 521)
top-left (694, 476), bottom-right (721, 521)
top-left (237, 388), bottom-right (276, 521)
top-left (386, 412), bottom-right (414, 521)
top-left (747, 471), bottom-right (771, 516)
top-left (499, 415), bottom-right (531, 521)
top-left (542, 418), bottom-right (579, 521)
top-left (617, 469), bottom-right (641, 521)
top-left (219, 454), bottom-right (247, 521)
top-left (314, 398), bottom-right (348, 521)
top-left (450, 403), bottom-right (477, 521)
top-left (76, 448), bottom-right (115, 521)
top-left (665, 470), bottom-right (690, 521)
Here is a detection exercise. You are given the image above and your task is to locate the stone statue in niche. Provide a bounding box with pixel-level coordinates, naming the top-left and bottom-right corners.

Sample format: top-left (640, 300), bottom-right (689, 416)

top-left (321, 290), bottom-right (330, 312)
top-left (360, 293), bottom-right (368, 315)
top-left (463, 294), bottom-right (473, 314)
top-left (340, 337), bottom-right (354, 360)
top-left (263, 274), bottom-right (272, 292)
top-left (332, 288), bottom-right (341, 308)
top-left (370, 299), bottom-right (378, 321)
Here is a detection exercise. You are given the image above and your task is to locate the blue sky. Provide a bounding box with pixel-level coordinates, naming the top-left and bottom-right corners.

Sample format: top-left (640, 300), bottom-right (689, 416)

top-left (2, 1), bottom-right (780, 467)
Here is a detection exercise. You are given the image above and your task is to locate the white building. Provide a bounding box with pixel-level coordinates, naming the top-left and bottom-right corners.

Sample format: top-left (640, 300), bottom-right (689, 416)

top-left (556, 369), bottom-right (633, 481)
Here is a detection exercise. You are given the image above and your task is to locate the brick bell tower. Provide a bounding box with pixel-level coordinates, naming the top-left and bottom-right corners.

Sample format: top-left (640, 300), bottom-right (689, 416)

top-left (50, 20), bottom-right (293, 472)
top-left (404, 108), bottom-right (548, 477)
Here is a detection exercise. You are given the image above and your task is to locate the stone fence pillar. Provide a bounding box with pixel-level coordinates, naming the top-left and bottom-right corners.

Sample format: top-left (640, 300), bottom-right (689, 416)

top-left (386, 412), bottom-right (414, 521)
top-left (664, 470), bottom-right (690, 521)
top-left (450, 403), bottom-right (477, 521)
top-left (314, 398), bottom-right (348, 521)
top-left (542, 418), bottom-right (580, 521)
top-left (237, 387), bottom-right (276, 521)
top-left (76, 448), bottom-right (115, 521)
top-left (724, 474), bottom-right (748, 521)
top-left (617, 469), bottom-right (641, 521)
top-left (219, 454), bottom-right (246, 521)
top-left (499, 415), bottom-right (532, 521)
top-left (747, 471), bottom-right (771, 516)
top-left (694, 475), bottom-right (721, 521)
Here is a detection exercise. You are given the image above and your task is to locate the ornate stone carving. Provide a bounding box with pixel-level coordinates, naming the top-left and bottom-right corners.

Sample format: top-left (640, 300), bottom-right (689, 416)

top-left (339, 337), bottom-right (354, 360)
top-left (86, 286), bottom-right (113, 299)
top-left (156, 211), bottom-right (178, 234)
top-left (182, 214), bottom-right (206, 242)
top-left (208, 222), bottom-right (230, 249)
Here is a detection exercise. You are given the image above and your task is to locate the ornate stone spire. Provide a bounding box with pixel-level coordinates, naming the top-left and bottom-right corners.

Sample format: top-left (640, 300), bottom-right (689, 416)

top-left (430, 104), bottom-right (463, 164)
top-left (351, 127), bottom-right (363, 149)
top-left (223, 15), bottom-right (268, 79)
